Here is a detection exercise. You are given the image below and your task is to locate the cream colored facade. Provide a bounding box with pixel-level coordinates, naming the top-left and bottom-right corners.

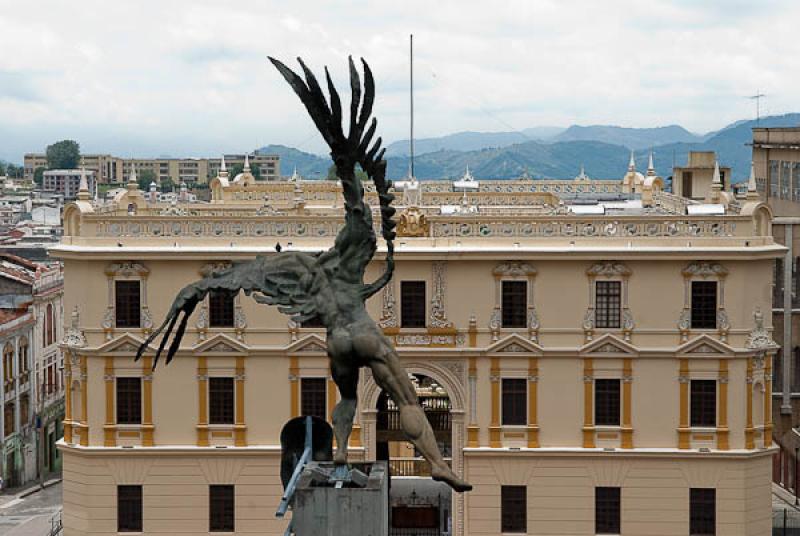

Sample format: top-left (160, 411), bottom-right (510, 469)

top-left (54, 163), bottom-right (779, 535)
top-left (24, 153), bottom-right (280, 185)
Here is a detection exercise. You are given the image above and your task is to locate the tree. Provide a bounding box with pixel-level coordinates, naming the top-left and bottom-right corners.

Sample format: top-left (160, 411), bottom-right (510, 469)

top-left (34, 167), bottom-right (46, 187)
top-left (229, 162), bottom-right (261, 180)
top-left (137, 169), bottom-right (157, 191)
top-left (46, 139), bottom-right (81, 169)
top-left (327, 163), bottom-right (368, 182)
top-left (0, 161), bottom-right (5, 176)
top-left (159, 177), bottom-right (175, 193)
top-left (5, 163), bottom-right (23, 179)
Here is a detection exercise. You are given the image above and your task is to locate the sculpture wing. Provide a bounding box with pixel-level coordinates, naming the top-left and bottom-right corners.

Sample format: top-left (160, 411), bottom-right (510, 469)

top-left (137, 252), bottom-right (324, 368)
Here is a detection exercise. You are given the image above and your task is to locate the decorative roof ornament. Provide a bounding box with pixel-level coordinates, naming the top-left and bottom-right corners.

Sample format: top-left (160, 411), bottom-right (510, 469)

top-left (628, 150), bottom-right (636, 172)
top-left (290, 166), bottom-right (302, 182)
top-left (462, 165), bottom-right (474, 182)
top-left (77, 167), bottom-right (92, 201)
top-left (127, 163), bottom-right (139, 191)
top-left (646, 151), bottom-right (656, 177)
top-left (219, 156), bottom-right (228, 178)
top-left (244, 153), bottom-right (251, 172)
top-left (575, 164), bottom-right (589, 181)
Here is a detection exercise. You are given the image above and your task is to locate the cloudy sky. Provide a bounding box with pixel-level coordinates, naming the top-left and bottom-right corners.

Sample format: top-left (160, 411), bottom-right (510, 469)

top-left (1, 0), bottom-right (798, 162)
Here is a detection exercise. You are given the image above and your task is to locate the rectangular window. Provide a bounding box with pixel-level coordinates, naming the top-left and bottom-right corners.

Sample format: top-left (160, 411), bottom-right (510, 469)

top-left (501, 378), bottom-right (527, 426)
top-left (594, 379), bottom-right (621, 426)
top-left (501, 281), bottom-right (527, 328)
top-left (690, 380), bottom-right (716, 427)
top-left (595, 281), bottom-right (621, 329)
top-left (682, 171), bottom-right (693, 198)
top-left (115, 280), bottom-right (141, 328)
top-left (690, 488), bottom-right (716, 535)
top-left (209, 377), bottom-right (235, 425)
top-left (401, 281), bottom-right (426, 328)
top-left (595, 487), bottom-right (621, 535)
top-left (209, 485), bottom-right (235, 532)
top-left (209, 289), bottom-right (236, 328)
top-left (501, 485), bottom-right (527, 533)
top-left (301, 378), bottom-right (327, 421)
top-left (770, 160), bottom-right (780, 198)
top-left (690, 281), bottom-right (717, 330)
top-left (116, 377), bottom-right (142, 425)
top-left (117, 485), bottom-right (143, 532)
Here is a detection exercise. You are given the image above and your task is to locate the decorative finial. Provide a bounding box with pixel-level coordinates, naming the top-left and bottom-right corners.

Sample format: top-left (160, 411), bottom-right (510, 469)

top-left (628, 150), bottom-right (635, 171)
top-left (220, 155), bottom-right (227, 172)
top-left (244, 153), bottom-right (251, 172)
top-left (712, 160), bottom-right (722, 186)
top-left (646, 150), bottom-right (655, 176)
top-left (77, 167), bottom-right (91, 201)
top-left (746, 161), bottom-right (759, 199)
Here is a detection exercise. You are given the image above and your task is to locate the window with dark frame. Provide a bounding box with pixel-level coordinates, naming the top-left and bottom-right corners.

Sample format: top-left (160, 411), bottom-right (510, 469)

top-left (116, 377), bottom-right (142, 425)
top-left (501, 280), bottom-right (527, 328)
top-left (209, 377), bottom-right (235, 425)
top-left (690, 488), bottom-right (716, 535)
top-left (501, 378), bottom-right (527, 426)
top-left (690, 380), bottom-right (717, 427)
top-left (690, 281), bottom-right (717, 330)
top-left (500, 485), bottom-right (527, 533)
top-left (115, 280), bottom-right (141, 328)
top-left (595, 486), bottom-right (621, 535)
top-left (209, 289), bottom-right (236, 328)
top-left (595, 281), bottom-right (621, 329)
top-left (401, 281), bottom-right (426, 328)
top-left (117, 485), bottom-right (143, 532)
top-left (594, 379), bottom-right (621, 426)
top-left (209, 485), bottom-right (235, 532)
top-left (301, 377), bottom-right (327, 421)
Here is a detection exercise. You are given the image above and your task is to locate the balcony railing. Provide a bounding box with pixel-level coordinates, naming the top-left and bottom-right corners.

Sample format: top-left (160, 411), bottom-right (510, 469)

top-left (389, 457), bottom-right (452, 477)
top-left (378, 409), bottom-right (451, 432)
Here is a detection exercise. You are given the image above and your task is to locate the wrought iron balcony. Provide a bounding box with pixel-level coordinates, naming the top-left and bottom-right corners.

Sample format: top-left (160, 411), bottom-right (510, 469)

top-left (389, 457), bottom-right (452, 477)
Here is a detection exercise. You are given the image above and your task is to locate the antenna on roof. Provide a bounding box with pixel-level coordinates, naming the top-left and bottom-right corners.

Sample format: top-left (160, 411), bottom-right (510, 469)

top-left (746, 91), bottom-right (766, 126)
top-left (408, 33), bottom-right (415, 180)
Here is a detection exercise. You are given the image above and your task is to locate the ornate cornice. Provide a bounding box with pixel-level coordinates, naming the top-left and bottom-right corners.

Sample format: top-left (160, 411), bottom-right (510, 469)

top-left (682, 261), bottom-right (728, 279)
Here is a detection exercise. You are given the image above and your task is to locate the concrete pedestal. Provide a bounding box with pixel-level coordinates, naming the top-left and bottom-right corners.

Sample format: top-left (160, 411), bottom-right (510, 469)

top-left (293, 461), bottom-right (388, 536)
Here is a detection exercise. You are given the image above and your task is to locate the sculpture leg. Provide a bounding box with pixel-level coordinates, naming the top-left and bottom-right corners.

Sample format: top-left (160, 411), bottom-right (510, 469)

top-left (331, 361), bottom-right (359, 465)
top-left (368, 348), bottom-right (472, 492)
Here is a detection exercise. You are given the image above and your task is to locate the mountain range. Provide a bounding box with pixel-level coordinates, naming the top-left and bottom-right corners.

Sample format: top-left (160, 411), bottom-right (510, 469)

top-left (258, 113), bottom-right (800, 183)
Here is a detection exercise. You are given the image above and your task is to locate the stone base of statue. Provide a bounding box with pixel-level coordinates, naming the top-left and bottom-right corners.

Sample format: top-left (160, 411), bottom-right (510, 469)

top-left (292, 461), bottom-right (389, 536)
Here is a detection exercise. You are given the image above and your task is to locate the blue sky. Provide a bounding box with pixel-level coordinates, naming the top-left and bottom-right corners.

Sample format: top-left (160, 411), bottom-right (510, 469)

top-left (0, 0), bottom-right (797, 162)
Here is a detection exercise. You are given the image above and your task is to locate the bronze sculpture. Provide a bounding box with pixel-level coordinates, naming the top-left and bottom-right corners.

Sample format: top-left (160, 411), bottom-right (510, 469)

top-left (136, 57), bottom-right (471, 493)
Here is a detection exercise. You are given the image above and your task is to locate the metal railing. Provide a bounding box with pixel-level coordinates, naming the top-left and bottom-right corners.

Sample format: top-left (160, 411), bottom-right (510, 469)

top-left (774, 508), bottom-right (800, 535)
top-left (46, 509), bottom-right (62, 536)
top-left (378, 409), bottom-right (451, 432)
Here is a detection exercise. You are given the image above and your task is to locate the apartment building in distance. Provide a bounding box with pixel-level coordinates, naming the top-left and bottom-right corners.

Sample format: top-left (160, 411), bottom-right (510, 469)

top-left (42, 170), bottom-right (97, 200)
top-left (55, 159), bottom-right (777, 536)
top-left (24, 153), bottom-right (280, 186)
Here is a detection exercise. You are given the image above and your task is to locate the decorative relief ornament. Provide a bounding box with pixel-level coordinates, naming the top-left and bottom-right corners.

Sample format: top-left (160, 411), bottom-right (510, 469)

top-left (105, 261), bottom-right (150, 277)
top-left (397, 206), bottom-right (428, 237)
top-left (62, 306), bottom-right (87, 349)
top-left (492, 262), bottom-right (536, 277)
top-left (745, 307), bottom-right (778, 350)
top-left (681, 261), bottom-right (728, 279)
top-left (378, 283), bottom-right (398, 328)
top-left (586, 262), bottom-right (631, 277)
top-left (429, 262), bottom-right (454, 329)
top-left (488, 308), bottom-right (502, 341)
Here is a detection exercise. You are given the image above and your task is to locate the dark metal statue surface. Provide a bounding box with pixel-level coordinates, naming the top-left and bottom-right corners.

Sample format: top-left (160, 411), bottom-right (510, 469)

top-left (136, 57), bottom-right (471, 493)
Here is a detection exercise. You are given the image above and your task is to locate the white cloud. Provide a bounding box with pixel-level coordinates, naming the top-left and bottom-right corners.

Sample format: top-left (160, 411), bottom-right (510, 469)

top-left (0, 0), bottom-right (798, 162)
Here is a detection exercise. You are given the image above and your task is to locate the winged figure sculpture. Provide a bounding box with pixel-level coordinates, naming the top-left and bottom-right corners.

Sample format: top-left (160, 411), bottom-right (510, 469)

top-left (136, 56), bottom-right (471, 492)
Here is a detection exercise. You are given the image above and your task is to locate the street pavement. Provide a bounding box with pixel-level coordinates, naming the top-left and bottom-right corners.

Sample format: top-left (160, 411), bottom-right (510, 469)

top-left (0, 482), bottom-right (61, 536)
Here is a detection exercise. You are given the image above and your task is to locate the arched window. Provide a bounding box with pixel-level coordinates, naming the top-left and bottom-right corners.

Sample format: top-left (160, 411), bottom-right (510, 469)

top-left (18, 337), bottom-right (28, 375)
top-left (3, 343), bottom-right (14, 384)
top-left (46, 303), bottom-right (54, 346)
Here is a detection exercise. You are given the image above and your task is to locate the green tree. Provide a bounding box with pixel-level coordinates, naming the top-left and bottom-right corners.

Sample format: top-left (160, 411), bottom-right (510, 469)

top-left (137, 169), bottom-right (157, 190)
top-left (327, 163), bottom-right (368, 182)
top-left (229, 162), bottom-right (261, 180)
top-left (160, 177), bottom-right (175, 193)
top-left (33, 167), bottom-right (46, 187)
top-left (46, 139), bottom-right (81, 169)
top-left (6, 163), bottom-right (23, 178)
top-left (0, 161), bottom-right (5, 176)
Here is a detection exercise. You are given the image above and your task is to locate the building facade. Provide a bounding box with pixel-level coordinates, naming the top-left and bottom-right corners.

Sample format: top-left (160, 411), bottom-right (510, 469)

top-left (25, 153), bottom-right (281, 186)
top-left (42, 169), bottom-right (97, 200)
top-left (56, 162), bottom-right (777, 535)
top-left (0, 255), bottom-right (64, 488)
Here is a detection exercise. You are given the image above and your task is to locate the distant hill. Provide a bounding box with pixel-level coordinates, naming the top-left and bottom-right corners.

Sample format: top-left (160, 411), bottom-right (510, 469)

top-left (552, 124), bottom-right (703, 149)
top-left (260, 113), bottom-right (800, 183)
top-left (256, 144), bottom-right (329, 178)
top-left (385, 127), bottom-right (564, 157)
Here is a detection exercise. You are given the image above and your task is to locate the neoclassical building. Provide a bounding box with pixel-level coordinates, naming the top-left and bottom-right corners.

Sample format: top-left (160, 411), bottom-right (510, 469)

top-left (56, 161), bottom-right (778, 535)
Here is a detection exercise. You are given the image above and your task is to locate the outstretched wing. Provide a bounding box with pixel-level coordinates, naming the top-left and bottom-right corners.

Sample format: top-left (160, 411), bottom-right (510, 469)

top-left (136, 252), bottom-right (323, 368)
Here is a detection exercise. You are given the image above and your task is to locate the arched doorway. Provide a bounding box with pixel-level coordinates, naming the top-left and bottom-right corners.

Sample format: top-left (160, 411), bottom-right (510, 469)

top-left (376, 373), bottom-right (453, 536)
